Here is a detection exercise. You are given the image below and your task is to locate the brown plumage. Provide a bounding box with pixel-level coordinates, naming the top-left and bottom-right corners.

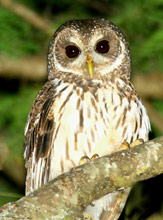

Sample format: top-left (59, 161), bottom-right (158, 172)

top-left (24, 19), bottom-right (150, 220)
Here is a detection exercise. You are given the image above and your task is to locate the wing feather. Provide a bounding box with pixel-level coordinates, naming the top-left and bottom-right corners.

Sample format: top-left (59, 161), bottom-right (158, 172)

top-left (24, 79), bottom-right (59, 195)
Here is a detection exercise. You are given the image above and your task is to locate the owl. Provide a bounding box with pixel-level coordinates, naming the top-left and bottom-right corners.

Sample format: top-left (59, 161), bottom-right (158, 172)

top-left (24, 19), bottom-right (151, 220)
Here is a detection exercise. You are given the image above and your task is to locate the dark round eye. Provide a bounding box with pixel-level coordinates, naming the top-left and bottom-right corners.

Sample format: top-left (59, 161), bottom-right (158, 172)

top-left (65, 45), bottom-right (80, 58)
top-left (96, 40), bottom-right (110, 54)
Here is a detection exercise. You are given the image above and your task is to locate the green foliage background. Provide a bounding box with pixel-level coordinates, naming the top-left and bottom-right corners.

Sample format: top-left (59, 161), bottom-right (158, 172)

top-left (0, 0), bottom-right (162, 219)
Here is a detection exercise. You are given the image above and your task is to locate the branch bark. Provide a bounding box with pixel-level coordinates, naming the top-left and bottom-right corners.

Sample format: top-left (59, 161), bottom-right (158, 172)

top-left (0, 137), bottom-right (162, 220)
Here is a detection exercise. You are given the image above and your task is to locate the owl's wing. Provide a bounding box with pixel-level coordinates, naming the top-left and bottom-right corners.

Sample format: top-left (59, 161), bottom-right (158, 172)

top-left (24, 80), bottom-right (57, 195)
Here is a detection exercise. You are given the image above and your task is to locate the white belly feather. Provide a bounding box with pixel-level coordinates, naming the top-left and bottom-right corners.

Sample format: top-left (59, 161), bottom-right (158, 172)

top-left (49, 81), bottom-right (150, 182)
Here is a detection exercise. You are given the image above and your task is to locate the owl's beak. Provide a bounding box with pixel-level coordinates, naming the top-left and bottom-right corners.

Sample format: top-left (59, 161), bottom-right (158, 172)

top-left (86, 55), bottom-right (93, 77)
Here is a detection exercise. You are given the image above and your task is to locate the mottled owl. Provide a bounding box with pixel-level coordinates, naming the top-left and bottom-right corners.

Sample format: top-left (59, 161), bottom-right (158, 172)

top-left (24, 18), bottom-right (151, 220)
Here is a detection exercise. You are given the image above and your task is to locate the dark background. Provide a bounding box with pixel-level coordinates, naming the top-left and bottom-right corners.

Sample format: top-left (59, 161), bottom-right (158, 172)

top-left (0, 0), bottom-right (162, 219)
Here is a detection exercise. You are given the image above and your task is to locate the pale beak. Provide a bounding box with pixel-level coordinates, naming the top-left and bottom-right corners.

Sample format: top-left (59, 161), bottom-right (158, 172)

top-left (86, 55), bottom-right (93, 78)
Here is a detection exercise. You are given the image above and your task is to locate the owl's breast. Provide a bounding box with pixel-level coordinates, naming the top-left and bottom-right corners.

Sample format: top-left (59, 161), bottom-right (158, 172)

top-left (49, 82), bottom-right (150, 179)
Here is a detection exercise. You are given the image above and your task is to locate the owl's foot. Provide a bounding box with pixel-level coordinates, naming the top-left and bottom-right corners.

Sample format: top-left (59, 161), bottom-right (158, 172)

top-left (119, 139), bottom-right (144, 151)
top-left (118, 140), bottom-right (130, 151)
top-left (84, 213), bottom-right (94, 220)
top-left (79, 156), bottom-right (91, 165)
top-left (79, 154), bottom-right (99, 165)
top-left (130, 138), bottom-right (144, 148)
top-left (91, 153), bottom-right (99, 160)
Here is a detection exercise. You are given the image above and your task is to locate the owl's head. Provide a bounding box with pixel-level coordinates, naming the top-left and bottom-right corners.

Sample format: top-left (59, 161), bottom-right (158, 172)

top-left (48, 19), bottom-right (131, 81)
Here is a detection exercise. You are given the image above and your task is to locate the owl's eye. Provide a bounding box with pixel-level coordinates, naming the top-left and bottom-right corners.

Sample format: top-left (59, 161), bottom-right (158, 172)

top-left (95, 40), bottom-right (110, 54)
top-left (65, 45), bottom-right (80, 58)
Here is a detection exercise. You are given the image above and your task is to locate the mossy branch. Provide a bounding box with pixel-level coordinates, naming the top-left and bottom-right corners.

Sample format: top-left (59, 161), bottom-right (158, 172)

top-left (0, 137), bottom-right (163, 220)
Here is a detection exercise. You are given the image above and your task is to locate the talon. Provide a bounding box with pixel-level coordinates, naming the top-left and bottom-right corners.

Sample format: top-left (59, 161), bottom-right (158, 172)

top-left (79, 156), bottom-right (91, 165)
top-left (118, 140), bottom-right (130, 151)
top-left (130, 138), bottom-right (144, 148)
top-left (84, 213), bottom-right (94, 220)
top-left (90, 201), bottom-right (95, 206)
top-left (79, 154), bottom-right (99, 166)
top-left (91, 154), bottom-right (99, 161)
top-left (119, 139), bottom-right (145, 151)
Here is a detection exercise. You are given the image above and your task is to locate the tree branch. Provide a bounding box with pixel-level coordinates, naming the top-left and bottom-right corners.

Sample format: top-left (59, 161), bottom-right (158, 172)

top-left (0, 57), bottom-right (163, 99)
top-left (0, 57), bottom-right (47, 81)
top-left (132, 72), bottom-right (163, 99)
top-left (0, 0), bottom-right (53, 36)
top-left (0, 137), bottom-right (162, 220)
